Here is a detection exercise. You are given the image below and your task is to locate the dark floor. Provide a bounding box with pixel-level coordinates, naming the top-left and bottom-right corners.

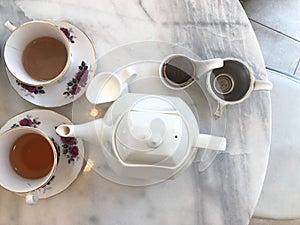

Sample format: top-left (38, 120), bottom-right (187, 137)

top-left (241, 0), bottom-right (300, 77)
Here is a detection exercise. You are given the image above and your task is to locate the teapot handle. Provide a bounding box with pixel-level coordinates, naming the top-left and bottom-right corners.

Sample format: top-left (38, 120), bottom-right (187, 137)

top-left (194, 134), bottom-right (226, 151)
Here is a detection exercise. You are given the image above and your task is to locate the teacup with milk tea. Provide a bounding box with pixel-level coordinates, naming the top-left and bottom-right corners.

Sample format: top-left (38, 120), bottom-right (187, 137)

top-left (4, 21), bottom-right (70, 86)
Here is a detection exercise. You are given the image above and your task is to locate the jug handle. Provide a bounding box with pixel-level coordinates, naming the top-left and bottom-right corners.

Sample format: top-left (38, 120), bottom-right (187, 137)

top-left (118, 67), bottom-right (137, 84)
top-left (253, 79), bottom-right (273, 91)
top-left (194, 134), bottom-right (226, 151)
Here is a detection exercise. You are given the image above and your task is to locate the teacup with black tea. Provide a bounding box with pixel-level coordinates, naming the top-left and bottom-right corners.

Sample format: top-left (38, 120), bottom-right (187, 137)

top-left (10, 132), bottom-right (55, 179)
top-left (0, 127), bottom-right (57, 204)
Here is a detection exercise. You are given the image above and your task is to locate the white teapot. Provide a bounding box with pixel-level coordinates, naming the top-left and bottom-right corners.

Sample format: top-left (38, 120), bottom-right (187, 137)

top-left (56, 93), bottom-right (226, 179)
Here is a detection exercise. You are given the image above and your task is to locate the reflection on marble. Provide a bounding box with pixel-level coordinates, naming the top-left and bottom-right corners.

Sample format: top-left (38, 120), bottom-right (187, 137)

top-left (0, 0), bottom-right (271, 225)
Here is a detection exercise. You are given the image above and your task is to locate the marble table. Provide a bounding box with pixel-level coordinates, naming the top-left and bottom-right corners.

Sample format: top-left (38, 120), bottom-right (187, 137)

top-left (0, 1), bottom-right (271, 225)
top-left (254, 71), bottom-right (300, 220)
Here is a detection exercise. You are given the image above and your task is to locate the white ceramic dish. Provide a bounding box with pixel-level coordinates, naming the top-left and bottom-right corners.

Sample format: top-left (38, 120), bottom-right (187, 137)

top-left (69, 41), bottom-right (227, 186)
top-left (57, 93), bottom-right (226, 181)
top-left (72, 59), bottom-right (225, 186)
top-left (6, 20), bottom-right (96, 107)
top-left (0, 109), bottom-right (84, 199)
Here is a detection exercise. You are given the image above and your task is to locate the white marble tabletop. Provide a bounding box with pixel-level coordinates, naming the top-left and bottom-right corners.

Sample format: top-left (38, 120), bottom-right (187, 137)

top-left (254, 72), bottom-right (300, 220)
top-left (0, 0), bottom-right (271, 225)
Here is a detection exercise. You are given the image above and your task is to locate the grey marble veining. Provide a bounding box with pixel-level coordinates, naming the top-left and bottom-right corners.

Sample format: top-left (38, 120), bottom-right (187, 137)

top-left (0, 1), bottom-right (271, 225)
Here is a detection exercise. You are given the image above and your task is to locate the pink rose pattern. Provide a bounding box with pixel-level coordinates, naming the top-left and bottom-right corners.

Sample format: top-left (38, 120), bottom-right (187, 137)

top-left (60, 27), bottom-right (75, 43)
top-left (10, 116), bottom-right (61, 162)
top-left (10, 116), bottom-right (79, 165)
top-left (16, 27), bottom-right (80, 98)
top-left (60, 136), bottom-right (80, 164)
top-left (40, 175), bottom-right (55, 193)
top-left (63, 61), bottom-right (89, 98)
top-left (16, 80), bottom-right (45, 95)
top-left (10, 116), bottom-right (63, 193)
top-left (9, 116), bottom-right (81, 193)
top-left (11, 116), bottom-right (41, 128)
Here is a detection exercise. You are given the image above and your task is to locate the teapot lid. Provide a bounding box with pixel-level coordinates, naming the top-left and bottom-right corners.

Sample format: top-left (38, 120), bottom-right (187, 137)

top-left (114, 96), bottom-right (189, 167)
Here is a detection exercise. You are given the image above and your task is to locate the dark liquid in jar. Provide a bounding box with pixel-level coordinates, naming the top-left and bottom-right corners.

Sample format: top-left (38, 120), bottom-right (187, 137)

top-left (162, 56), bottom-right (194, 86)
top-left (10, 133), bottom-right (54, 179)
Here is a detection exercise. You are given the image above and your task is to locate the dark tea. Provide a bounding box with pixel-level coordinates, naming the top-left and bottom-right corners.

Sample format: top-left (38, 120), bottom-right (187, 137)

top-left (9, 133), bottom-right (54, 179)
top-left (210, 60), bottom-right (251, 101)
top-left (22, 37), bottom-right (68, 81)
top-left (162, 55), bottom-right (194, 87)
top-left (213, 74), bottom-right (235, 95)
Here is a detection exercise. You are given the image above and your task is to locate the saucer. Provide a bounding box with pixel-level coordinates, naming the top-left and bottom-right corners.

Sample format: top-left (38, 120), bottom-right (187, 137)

top-left (72, 41), bottom-right (227, 186)
top-left (0, 109), bottom-right (84, 199)
top-left (6, 20), bottom-right (96, 107)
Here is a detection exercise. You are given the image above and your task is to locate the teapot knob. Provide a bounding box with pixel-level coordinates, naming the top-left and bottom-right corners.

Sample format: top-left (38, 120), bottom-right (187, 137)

top-left (147, 135), bottom-right (163, 148)
top-left (146, 118), bottom-right (166, 148)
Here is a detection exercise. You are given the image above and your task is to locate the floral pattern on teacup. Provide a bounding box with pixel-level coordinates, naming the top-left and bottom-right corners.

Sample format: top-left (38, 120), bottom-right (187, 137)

top-left (10, 116), bottom-right (61, 161)
top-left (63, 61), bottom-right (89, 98)
top-left (10, 116), bottom-right (63, 192)
top-left (60, 27), bottom-right (76, 43)
top-left (11, 115), bottom-right (41, 128)
top-left (10, 115), bottom-right (80, 165)
top-left (40, 175), bottom-right (55, 193)
top-left (8, 114), bottom-right (82, 194)
top-left (16, 80), bottom-right (45, 96)
top-left (59, 136), bottom-right (80, 164)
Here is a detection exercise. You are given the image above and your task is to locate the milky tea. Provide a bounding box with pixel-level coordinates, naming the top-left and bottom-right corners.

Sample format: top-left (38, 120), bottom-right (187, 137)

top-left (22, 37), bottom-right (68, 81)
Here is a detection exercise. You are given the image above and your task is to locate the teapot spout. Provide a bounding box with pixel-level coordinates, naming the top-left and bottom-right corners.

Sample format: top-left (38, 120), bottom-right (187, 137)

top-left (56, 120), bottom-right (103, 145)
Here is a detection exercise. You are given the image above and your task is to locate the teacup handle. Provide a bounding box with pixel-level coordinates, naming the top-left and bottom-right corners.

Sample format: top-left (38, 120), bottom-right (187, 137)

top-left (195, 58), bottom-right (224, 78)
top-left (117, 67), bottom-right (137, 84)
top-left (194, 134), bottom-right (226, 151)
top-left (25, 190), bottom-right (39, 204)
top-left (253, 79), bottom-right (273, 91)
top-left (4, 21), bottom-right (17, 32)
